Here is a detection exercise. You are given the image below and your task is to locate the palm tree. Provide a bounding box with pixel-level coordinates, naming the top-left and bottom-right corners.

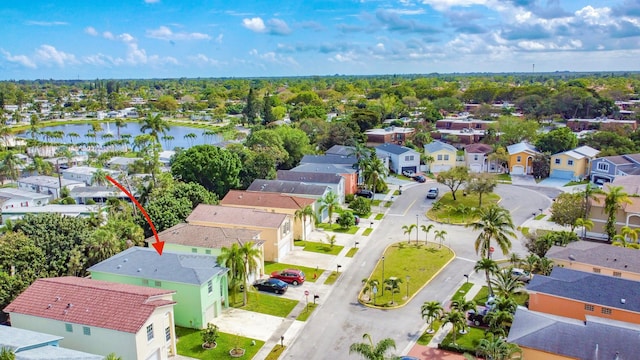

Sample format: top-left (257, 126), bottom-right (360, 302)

top-left (467, 205), bottom-right (516, 259)
top-left (92, 168), bottom-right (109, 186)
top-left (384, 277), bottom-right (403, 305)
top-left (362, 279), bottom-right (380, 303)
top-left (161, 135), bottom-right (175, 148)
top-left (25, 156), bottom-right (53, 176)
top-left (537, 257), bottom-right (554, 275)
top-left (361, 153), bottom-right (388, 197)
top-left (484, 309), bottom-right (515, 337)
top-left (603, 186), bottom-right (631, 242)
top-left (140, 113), bottom-right (170, 142)
top-left (474, 258), bottom-right (499, 295)
top-left (29, 114), bottom-right (40, 139)
top-left (0, 151), bottom-right (25, 181)
top-left (476, 333), bottom-right (521, 360)
top-left (574, 217), bottom-right (593, 239)
top-left (451, 298), bottom-right (476, 315)
top-left (581, 182), bottom-right (602, 219)
top-left (0, 124), bottom-right (10, 151)
top-left (239, 241), bottom-right (261, 306)
top-left (490, 269), bottom-right (526, 300)
top-left (348, 141), bottom-right (372, 182)
top-left (319, 191), bottom-right (340, 224)
top-left (105, 353), bottom-right (123, 360)
top-left (294, 205), bottom-right (315, 240)
top-left (217, 243), bottom-right (244, 305)
top-left (420, 300), bottom-right (443, 334)
top-left (440, 310), bottom-right (466, 345)
top-left (349, 333), bottom-right (397, 360)
top-left (421, 223), bottom-right (434, 244)
top-left (434, 229), bottom-right (447, 248)
top-left (508, 253), bottom-right (522, 267)
top-left (184, 132), bottom-right (197, 147)
top-left (402, 224), bottom-right (416, 243)
top-left (423, 154), bottom-right (435, 173)
top-left (114, 118), bottom-right (126, 139)
top-left (67, 132), bottom-right (80, 144)
top-left (0, 347), bottom-right (15, 360)
top-left (523, 254), bottom-right (539, 275)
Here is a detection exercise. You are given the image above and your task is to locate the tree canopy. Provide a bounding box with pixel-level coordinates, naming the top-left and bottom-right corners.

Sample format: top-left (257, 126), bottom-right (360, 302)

top-left (171, 145), bottom-right (242, 198)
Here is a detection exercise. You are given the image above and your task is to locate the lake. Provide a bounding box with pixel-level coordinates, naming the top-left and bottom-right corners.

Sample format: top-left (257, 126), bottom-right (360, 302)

top-left (18, 121), bottom-right (223, 150)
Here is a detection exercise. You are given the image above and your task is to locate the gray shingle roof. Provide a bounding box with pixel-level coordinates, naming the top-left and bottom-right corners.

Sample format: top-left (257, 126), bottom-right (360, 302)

top-left (15, 345), bottom-right (103, 360)
top-left (277, 170), bottom-right (343, 184)
top-left (424, 140), bottom-right (456, 153)
top-left (375, 143), bottom-right (414, 155)
top-left (527, 267), bottom-right (640, 313)
top-left (88, 247), bottom-right (228, 285)
top-left (506, 142), bottom-right (538, 155)
top-left (247, 179), bottom-right (329, 196)
top-left (508, 307), bottom-right (639, 359)
top-left (0, 325), bottom-right (62, 352)
top-left (291, 163), bottom-right (356, 174)
top-left (300, 154), bottom-right (357, 165)
top-left (546, 241), bottom-right (640, 274)
top-left (325, 145), bottom-right (355, 156)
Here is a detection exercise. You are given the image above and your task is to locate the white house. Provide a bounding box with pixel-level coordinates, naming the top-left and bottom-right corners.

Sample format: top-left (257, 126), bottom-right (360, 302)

top-left (61, 166), bottom-right (121, 186)
top-left (17, 175), bottom-right (85, 198)
top-left (375, 143), bottom-right (421, 174)
top-left (4, 276), bottom-right (177, 360)
top-left (0, 188), bottom-right (51, 210)
top-left (0, 325), bottom-right (103, 360)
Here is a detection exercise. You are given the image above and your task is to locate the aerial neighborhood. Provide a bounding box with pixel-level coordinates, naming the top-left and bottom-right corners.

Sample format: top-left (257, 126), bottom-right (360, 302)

top-left (1, 73), bottom-right (640, 360)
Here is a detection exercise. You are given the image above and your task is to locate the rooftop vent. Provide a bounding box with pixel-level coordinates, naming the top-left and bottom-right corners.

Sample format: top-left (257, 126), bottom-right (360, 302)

top-left (117, 265), bottom-right (122, 269)
top-left (66, 303), bottom-right (73, 309)
top-left (137, 268), bottom-right (142, 272)
top-left (621, 299), bottom-right (626, 304)
top-left (55, 296), bottom-right (61, 301)
top-left (47, 304), bottom-right (52, 309)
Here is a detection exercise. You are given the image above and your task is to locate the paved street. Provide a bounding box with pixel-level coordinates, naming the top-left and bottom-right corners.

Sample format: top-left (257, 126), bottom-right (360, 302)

top-left (281, 181), bottom-right (553, 360)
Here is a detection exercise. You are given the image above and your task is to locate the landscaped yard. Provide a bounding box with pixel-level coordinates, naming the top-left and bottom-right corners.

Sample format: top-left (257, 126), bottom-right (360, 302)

top-left (264, 262), bottom-right (325, 283)
top-left (231, 292), bottom-right (298, 317)
top-left (316, 223), bottom-right (359, 234)
top-left (294, 240), bottom-right (344, 255)
top-left (494, 173), bottom-right (512, 183)
top-left (427, 190), bottom-right (500, 224)
top-left (417, 321), bottom-right (441, 345)
top-left (175, 327), bottom-right (264, 360)
top-left (451, 282), bottom-right (474, 302)
top-left (439, 326), bottom-right (486, 353)
top-left (359, 243), bottom-right (454, 307)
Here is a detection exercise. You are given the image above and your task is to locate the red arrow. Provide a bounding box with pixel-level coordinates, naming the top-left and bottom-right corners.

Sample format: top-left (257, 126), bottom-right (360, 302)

top-left (106, 175), bottom-right (165, 255)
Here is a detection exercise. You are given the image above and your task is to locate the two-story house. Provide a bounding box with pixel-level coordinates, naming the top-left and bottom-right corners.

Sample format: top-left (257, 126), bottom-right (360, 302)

top-left (464, 143), bottom-right (494, 173)
top-left (89, 247), bottom-right (229, 329)
top-left (277, 170), bottom-right (345, 202)
top-left (507, 142), bottom-right (540, 175)
top-left (549, 145), bottom-right (599, 181)
top-left (590, 153), bottom-right (640, 185)
top-left (364, 127), bottom-right (416, 146)
top-left (4, 276), bottom-right (177, 360)
top-left (424, 140), bottom-right (457, 173)
top-left (587, 175), bottom-right (640, 240)
top-left (289, 164), bottom-right (358, 196)
top-left (187, 204), bottom-right (293, 262)
top-left (247, 179), bottom-right (332, 222)
top-left (375, 143), bottom-right (421, 175)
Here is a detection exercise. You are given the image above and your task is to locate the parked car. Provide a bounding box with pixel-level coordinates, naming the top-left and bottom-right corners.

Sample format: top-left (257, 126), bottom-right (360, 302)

top-left (253, 278), bottom-right (288, 294)
top-left (270, 269), bottom-right (306, 285)
top-left (414, 175), bottom-right (426, 183)
top-left (467, 308), bottom-right (490, 326)
top-left (402, 170), bottom-right (415, 177)
top-left (511, 268), bottom-right (532, 283)
top-left (426, 187), bottom-right (439, 199)
top-left (356, 189), bottom-right (374, 198)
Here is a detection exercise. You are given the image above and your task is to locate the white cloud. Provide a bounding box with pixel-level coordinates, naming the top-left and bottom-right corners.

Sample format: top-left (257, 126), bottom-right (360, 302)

top-left (119, 33), bottom-right (136, 43)
top-left (215, 34), bottom-right (224, 44)
top-left (84, 26), bottom-right (98, 36)
top-left (1, 49), bottom-right (37, 68)
top-left (26, 20), bottom-right (68, 26)
top-left (242, 17), bottom-right (266, 32)
top-left (144, 0), bottom-right (160, 3)
top-left (35, 45), bottom-right (79, 67)
top-left (189, 53), bottom-right (224, 66)
top-left (146, 26), bottom-right (211, 41)
top-left (419, 0), bottom-right (491, 11)
top-left (126, 43), bottom-right (147, 65)
top-left (248, 48), bottom-right (298, 66)
top-left (103, 31), bottom-right (115, 40)
top-left (268, 19), bottom-right (292, 35)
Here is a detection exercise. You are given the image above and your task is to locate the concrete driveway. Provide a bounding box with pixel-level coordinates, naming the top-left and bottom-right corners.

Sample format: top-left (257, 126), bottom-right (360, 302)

top-left (537, 177), bottom-right (569, 188)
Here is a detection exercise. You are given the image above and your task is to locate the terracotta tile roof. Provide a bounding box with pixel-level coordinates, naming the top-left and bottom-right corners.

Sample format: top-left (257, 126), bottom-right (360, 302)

top-left (187, 204), bottom-right (288, 228)
top-left (221, 190), bottom-right (315, 209)
top-left (148, 223), bottom-right (262, 248)
top-left (3, 277), bottom-right (175, 334)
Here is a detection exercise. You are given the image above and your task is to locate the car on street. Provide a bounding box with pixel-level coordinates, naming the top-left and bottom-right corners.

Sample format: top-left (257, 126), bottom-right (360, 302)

top-left (511, 268), bottom-right (532, 283)
top-left (413, 175), bottom-right (426, 183)
top-left (270, 269), bottom-right (306, 285)
top-left (356, 189), bottom-right (374, 198)
top-left (426, 187), bottom-right (439, 199)
top-left (253, 278), bottom-right (288, 294)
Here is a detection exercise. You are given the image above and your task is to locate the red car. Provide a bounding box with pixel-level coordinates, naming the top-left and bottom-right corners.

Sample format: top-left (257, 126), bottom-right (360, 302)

top-left (270, 269), bottom-right (305, 285)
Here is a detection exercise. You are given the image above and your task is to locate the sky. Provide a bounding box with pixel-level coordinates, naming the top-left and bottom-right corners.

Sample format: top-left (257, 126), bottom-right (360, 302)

top-left (1, 0), bottom-right (640, 80)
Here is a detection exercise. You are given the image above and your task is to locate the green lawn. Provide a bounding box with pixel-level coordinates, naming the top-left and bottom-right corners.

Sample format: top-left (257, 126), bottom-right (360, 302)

top-left (427, 191), bottom-right (500, 224)
top-left (175, 327), bottom-right (264, 360)
top-left (293, 240), bottom-right (344, 255)
top-left (345, 247), bottom-right (359, 257)
top-left (374, 213), bottom-right (384, 220)
top-left (451, 282), bottom-right (474, 302)
top-left (296, 302), bottom-right (318, 321)
top-left (316, 223), bottom-right (359, 234)
top-left (231, 292), bottom-right (298, 318)
top-left (417, 321), bottom-right (442, 345)
top-left (440, 326), bottom-right (486, 353)
top-left (565, 179), bottom-right (588, 186)
top-left (359, 243), bottom-right (454, 307)
top-left (534, 214), bottom-right (546, 220)
top-left (362, 228), bottom-right (373, 236)
top-left (264, 345), bottom-right (286, 360)
top-left (494, 173), bottom-right (512, 183)
top-left (264, 262), bottom-right (324, 283)
top-left (324, 271), bottom-right (339, 285)
top-left (472, 286), bottom-right (490, 304)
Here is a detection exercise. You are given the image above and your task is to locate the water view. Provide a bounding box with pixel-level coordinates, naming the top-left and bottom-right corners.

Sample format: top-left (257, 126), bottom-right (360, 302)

top-left (17, 121), bottom-right (224, 150)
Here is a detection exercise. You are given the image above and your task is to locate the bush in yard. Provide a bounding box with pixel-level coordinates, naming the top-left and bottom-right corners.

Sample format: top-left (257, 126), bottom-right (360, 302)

top-left (337, 211), bottom-right (356, 229)
top-left (345, 194), bottom-right (355, 203)
top-left (201, 323), bottom-right (219, 349)
top-left (348, 197), bottom-right (371, 216)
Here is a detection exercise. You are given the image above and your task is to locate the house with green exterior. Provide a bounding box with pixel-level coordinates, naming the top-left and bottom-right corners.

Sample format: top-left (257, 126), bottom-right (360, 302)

top-left (89, 246), bottom-right (229, 329)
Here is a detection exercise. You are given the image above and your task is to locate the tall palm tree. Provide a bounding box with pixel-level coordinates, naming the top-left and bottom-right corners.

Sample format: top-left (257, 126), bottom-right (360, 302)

top-left (490, 269), bottom-right (526, 300)
top-left (67, 132), bottom-right (80, 144)
top-left (450, 298), bottom-right (476, 314)
top-left (362, 278), bottom-right (380, 303)
top-left (603, 186), bottom-right (631, 242)
top-left (349, 333), bottom-right (397, 360)
top-left (476, 333), bottom-right (521, 360)
top-left (114, 118), bottom-right (126, 139)
top-left (239, 241), bottom-right (261, 306)
top-left (140, 113), bottom-right (170, 143)
top-left (217, 243), bottom-right (244, 305)
top-left (537, 257), bottom-right (554, 275)
top-left (467, 205), bottom-right (516, 259)
top-left (574, 217), bottom-right (593, 239)
top-left (184, 132), bottom-right (197, 147)
top-left (294, 205), bottom-right (315, 240)
top-left (384, 277), bottom-right (403, 305)
top-left (402, 224), bottom-right (416, 243)
top-left (508, 253), bottom-right (522, 267)
top-left (319, 191), bottom-right (340, 224)
top-left (92, 168), bottom-right (109, 186)
top-left (25, 156), bottom-right (53, 176)
top-left (474, 258), bottom-right (499, 295)
top-left (161, 135), bottom-right (175, 149)
top-left (581, 182), bottom-right (602, 219)
top-left (421, 223), bottom-right (434, 244)
top-left (440, 310), bottom-right (467, 345)
top-left (0, 151), bottom-right (25, 181)
top-left (434, 229), bottom-right (447, 248)
top-left (420, 300), bottom-right (443, 334)
top-left (523, 254), bottom-right (540, 275)
top-left (361, 154), bottom-right (388, 197)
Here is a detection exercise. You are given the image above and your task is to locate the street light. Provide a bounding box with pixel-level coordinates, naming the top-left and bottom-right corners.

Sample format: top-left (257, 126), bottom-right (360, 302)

top-left (406, 275), bottom-right (410, 298)
top-left (415, 215), bottom-right (419, 244)
top-left (381, 256), bottom-right (385, 296)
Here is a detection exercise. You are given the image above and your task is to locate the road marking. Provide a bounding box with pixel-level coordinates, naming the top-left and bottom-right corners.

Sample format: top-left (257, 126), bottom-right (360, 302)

top-left (457, 257), bottom-right (477, 263)
top-left (402, 199), bottom-right (418, 216)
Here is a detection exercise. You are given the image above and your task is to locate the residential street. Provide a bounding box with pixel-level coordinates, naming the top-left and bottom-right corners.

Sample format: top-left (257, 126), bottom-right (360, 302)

top-left (282, 182), bottom-right (553, 360)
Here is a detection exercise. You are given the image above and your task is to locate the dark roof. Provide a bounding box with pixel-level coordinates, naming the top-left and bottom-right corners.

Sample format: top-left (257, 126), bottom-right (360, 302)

top-left (300, 154), bottom-right (357, 165)
top-left (291, 163), bottom-right (356, 174)
top-left (325, 145), bottom-right (355, 156)
top-left (508, 307), bottom-right (639, 359)
top-left (527, 267), bottom-right (640, 313)
top-left (277, 170), bottom-right (343, 184)
top-left (600, 155), bottom-right (633, 165)
top-left (247, 179), bottom-right (329, 196)
top-left (375, 143), bottom-right (414, 155)
top-left (546, 241), bottom-right (640, 274)
top-left (464, 143), bottom-right (493, 154)
top-left (624, 153), bottom-right (640, 163)
top-left (88, 247), bottom-right (228, 285)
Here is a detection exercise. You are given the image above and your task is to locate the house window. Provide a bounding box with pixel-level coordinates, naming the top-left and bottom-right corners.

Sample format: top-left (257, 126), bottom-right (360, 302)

top-left (192, 248), bottom-right (197, 253)
top-left (65, 323), bottom-right (73, 332)
top-left (437, 154), bottom-right (443, 161)
top-left (596, 162), bottom-right (609, 171)
top-left (83, 326), bottom-right (91, 336)
top-left (601, 308), bottom-right (612, 315)
top-left (405, 155), bottom-right (414, 161)
top-left (593, 268), bottom-right (601, 273)
top-left (165, 327), bottom-right (171, 342)
top-left (516, 156), bottom-right (522, 162)
top-left (208, 280), bottom-right (213, 294)
top-left (444, 155), bottom-right (449, 160)
top-left (584, 304), bottom-right (594, 311)
top-left (147, 324), bottom-right (154, 341)
top-left (154, 281), bottom-right (161, 287)
top-left (613, 271), bottom-right (622, 277)
top-left (142, 279), bottom-right (149, 285)
top-left (554, 159), bottom-right (561, 165)
top-left (567, 160), bottom-right (574, 166)
top-left (474, 155), bottom-right (478, 161)
top-left (205, 249), bottom-right (211, 255)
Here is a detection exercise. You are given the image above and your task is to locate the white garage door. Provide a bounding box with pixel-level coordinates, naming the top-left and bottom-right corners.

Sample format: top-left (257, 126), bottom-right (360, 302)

top-left (145, 349), bottom-right (160, 360)
top-left (431, 164), bottom-right (452, 173)
top-left (470, 164), bottom-right (482, 173)
top-left (278, 237), bottom-right (291, 260)
top-left (511, 165), bottom-right (524, 175)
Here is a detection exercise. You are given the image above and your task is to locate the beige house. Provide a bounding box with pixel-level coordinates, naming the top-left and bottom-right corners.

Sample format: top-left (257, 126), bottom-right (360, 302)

top-left (424, 140), bottom-right (458, 173)
top-left (187, 204), bottom-right (293, 262)
top-left (588, 175), bottom-right (640, 240)
top-left (221, 190), bottom-right (316, 241)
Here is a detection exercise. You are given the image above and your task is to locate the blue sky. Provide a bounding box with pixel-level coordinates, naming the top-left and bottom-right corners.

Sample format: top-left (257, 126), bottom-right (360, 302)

top-left (1, 0), bottom-right (639, 80)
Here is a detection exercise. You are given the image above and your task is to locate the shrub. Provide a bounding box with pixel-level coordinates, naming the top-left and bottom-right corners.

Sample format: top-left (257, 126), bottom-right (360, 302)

top-left (345, 194), bottom-right (355, 203)
top-left (348, 197), bottom-right (371, 215)
top-left (336, 211), bottom-right (355, 229)
top-left (201, 323), bottom-right (219, 347)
